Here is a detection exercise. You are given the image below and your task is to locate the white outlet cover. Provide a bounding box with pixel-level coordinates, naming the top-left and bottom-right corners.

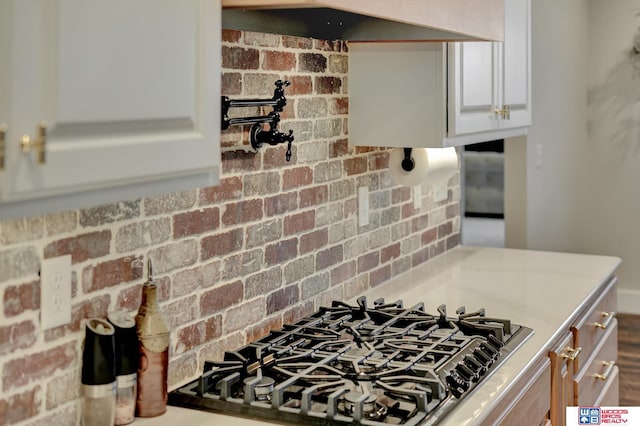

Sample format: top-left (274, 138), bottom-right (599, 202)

top-left (358, 186), bottom-right (370, 227)
top-left (413, 185), bottom-right (422, 210)
top-left (41, 255), bottom-right (72, 330)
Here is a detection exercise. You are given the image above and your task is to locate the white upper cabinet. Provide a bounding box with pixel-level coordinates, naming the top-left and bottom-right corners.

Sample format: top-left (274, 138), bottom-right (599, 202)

top-left (349, 0), bottom-right (531, 148)
top-left (448, 0), bottom-right (531, 140)
top-left (0, 0), bottom-right (221, 220)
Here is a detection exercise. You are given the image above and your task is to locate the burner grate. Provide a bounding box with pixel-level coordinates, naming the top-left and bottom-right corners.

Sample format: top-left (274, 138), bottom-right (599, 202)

top-left (169, 297), bottom-right (533, 425)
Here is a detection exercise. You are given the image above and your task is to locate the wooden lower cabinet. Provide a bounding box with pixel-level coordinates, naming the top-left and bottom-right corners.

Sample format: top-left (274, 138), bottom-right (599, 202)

top-left (549, 332), bottom-right (577, 426)
top-left (487, 277), bottom-right (618, 426)
top-left (483, 357), bottom-right (550, 425)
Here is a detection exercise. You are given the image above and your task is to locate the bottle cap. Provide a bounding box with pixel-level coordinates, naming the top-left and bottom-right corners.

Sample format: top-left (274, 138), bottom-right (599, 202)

top-left (107, 311), bottom-right (139, 376)
top-left (81, 318), bottom-right (116, 385)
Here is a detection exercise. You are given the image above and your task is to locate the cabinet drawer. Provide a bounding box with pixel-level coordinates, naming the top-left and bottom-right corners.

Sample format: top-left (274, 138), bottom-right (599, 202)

top-left (595, 365), bottom-right (619, 407)
top-left (571, 278), bottom-right (617, 372)
top-left (574, 319), bottom-right (618, 406)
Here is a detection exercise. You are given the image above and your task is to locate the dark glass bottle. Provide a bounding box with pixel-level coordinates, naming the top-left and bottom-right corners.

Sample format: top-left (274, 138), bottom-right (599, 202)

top-left (135, 260), bottom-right (169, 417)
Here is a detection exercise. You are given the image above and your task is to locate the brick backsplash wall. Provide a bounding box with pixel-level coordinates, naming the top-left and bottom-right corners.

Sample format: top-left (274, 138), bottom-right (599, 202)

top-left (0, 30), bottom-right (460, 425)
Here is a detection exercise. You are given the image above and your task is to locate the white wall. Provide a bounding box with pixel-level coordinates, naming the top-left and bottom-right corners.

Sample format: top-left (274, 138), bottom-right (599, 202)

top-left (506, 0), bottom-right (640, 313)
top-left (506, 0), bottom-right (589, 251)
top-left (582, 0), bottom-right (640, 313)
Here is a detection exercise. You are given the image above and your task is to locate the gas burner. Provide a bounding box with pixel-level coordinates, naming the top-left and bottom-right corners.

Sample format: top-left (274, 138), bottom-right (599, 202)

top-left (244, 375), bottom-right (275, 401)
top-left (170, 297), bottom-right (533, 425)
top-left (340, 391), bottom-right (387, 420)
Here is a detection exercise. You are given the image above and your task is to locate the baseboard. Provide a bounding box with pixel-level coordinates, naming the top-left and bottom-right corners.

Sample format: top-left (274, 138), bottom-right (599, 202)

top-left (618, 288), bottom-right (640, 314)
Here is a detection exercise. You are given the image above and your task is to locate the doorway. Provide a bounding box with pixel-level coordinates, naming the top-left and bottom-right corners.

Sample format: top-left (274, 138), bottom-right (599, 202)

top-left (460, 140), bottom-right (505, 247)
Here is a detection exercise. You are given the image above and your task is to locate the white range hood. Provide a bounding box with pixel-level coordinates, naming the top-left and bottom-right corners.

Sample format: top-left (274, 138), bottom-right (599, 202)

top-left (222, 0), bottom-right (504, 42)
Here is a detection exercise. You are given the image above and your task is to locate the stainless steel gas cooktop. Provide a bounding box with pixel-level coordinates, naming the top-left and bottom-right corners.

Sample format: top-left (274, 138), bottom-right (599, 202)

top-left (169, 297), bottom-right (533, 425)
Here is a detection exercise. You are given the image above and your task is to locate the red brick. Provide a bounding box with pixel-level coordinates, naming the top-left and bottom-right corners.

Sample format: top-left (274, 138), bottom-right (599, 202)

top-left (222, 72), bottom-right (242, 95)
top-left (0, 320), bottom-right (37, 356)
top-left (82, 255), bottom-right (143, 293)
top-left (205, 315), bottom-right (223, 340)
top-left (369, 152), bottom-right (390, 171)
top-left (315, 76), bottom-right (342, 94)
top-left (284, 211), bottom-right (315, 235)
top-left (222, 149), bottom-right (262, 174)
top-left (299, 52), bottom-right (327, 73)
top-left (421, 228), bottom-right (438, 245)
top-left (176, 323), bottom-right (204, 353)
top-left (315, 39), bottom-right (347, 52)
top-left (200, 177), bottom-right (243, 205)
top-left (264, 193), bottom-right (298, 216)
top-left (1, 386), bottom-right (41, 424)
top-left (357, 252), bottom-right (379, 273)
top-left (246, 316), bottom-right (283, 342)
top-left (263, 145), bottom-right (295, 169)
top-left (265, 238), bottom-right (298, 266)
top-left (393, 187), bottom-right (412, 205)
top-left (283, 167), bottom-right (313, 190)
top-left (343, 157), bottom-right (368, 176)
top-left (200, 281), bottom-right (243, 316)
top-left (446, 234), bottom-right (460, 250)
top-left (282, 36), bottom-right (313, 49)
top-left (412, 247), bottom-right (430, 267)
top-left (173, 208), bottom-right (219, 238)
top-left (402, 202), bottom-right (417, 219)
top-left (3, 280), bottom-right (39, 317)
top-left (263, 51), bottom-right (296, 71)
top-left (201, 229), bottom-right (244, 259)
top-left (222, 199), bottom-right (263, 226)
top-left (3, 341), bottom-right (76, 391)
top-left (330, 261), bottom-right (356, 286)
top-left (283, 301), bottom-right (315, 324)
top-left (284, 75), bottom-right (313, 95)
top-left (222, 45), bottom-right (259, 70)
top-left (300, 185), bottom-right (329, 208)
top-left (438, 222), bottom-right (454, 239)
top-left (266, 285), bottom-right (299, 315)
top-left (329, 139), bottom-right (350, 158)
top-left (356, 146), bottom-right (377, 154)
top-left (412, 214), bottom-right (430, 232)
top-left (380, 243), bottom-right (401, 264)
top-left (116, 284), bottom-right (143, 312)
top-left (446, 203), bottom-right (460, 219)
top-left (370, 265), bottom-right (391, 287)
top-left (316, 245), bottom-right (343, 270)
top-left (300, 229), bottom-right (329, 254)
top-left (329, 98), bottom-right (349, 115)
top-left (43, 230), bottom-right (111, 264)
top-left (222, 29), bottom-right (241, 42)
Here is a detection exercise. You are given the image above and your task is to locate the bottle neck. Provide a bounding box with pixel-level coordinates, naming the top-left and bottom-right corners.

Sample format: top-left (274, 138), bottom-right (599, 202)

top-left (140, 283), bottom-right (160, 310)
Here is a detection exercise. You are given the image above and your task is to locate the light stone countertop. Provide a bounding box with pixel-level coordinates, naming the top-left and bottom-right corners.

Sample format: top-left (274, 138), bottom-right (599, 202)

top-left (135, 246), bottom-right (621, 426)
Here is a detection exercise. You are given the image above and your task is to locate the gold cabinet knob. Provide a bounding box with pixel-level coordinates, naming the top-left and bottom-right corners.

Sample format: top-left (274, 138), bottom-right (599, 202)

top-left (20, 122), bottom-right (47, 164)
top-left (561, 346), bottom-right (582, 361)
top-left (594, 360), bottom-right (615, 381)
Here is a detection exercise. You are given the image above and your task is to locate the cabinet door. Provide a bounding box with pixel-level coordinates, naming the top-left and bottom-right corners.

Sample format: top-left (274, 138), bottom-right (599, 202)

top-left (0, 0), bottom-right (220, 217)
top-left (549, 332), bottom-right (576, 426)
top-left (447, 41), bottom-right (499, 136)
top-left (499, 0), bottom-right (531, 129)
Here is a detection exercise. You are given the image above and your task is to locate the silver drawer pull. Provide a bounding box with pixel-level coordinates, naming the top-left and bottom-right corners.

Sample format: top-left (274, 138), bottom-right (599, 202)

top-left (594, 360), bottom-right (615, 381)
top-left (593, 311), bottom-right (616, 330)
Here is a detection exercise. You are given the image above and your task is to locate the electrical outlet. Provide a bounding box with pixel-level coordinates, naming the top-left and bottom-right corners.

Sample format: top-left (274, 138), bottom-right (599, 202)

top-left (358, 186), bottom-right (369, 227)
top-left (41, 255), bottom-right (72, 330)
top-left (433, 182), bottom-right (448, 202)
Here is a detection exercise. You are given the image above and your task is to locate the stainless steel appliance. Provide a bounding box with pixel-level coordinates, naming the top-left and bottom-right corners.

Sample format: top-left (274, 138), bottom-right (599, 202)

top-left (169, 297), bottom-right (533, 425)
